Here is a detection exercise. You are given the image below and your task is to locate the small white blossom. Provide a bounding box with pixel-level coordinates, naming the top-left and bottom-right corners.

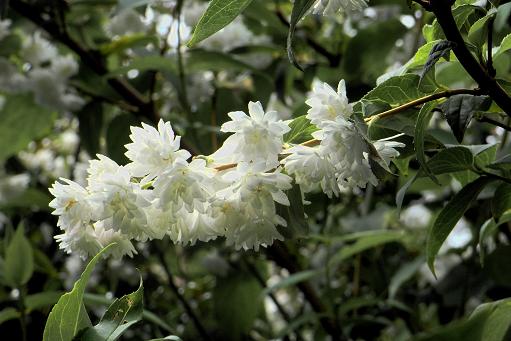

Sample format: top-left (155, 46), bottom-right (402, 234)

top-left (49, 178), bottom-right (93, 231)
top-left (106, 9), bottom-right (147, 37)
top-left (212, 101), bottom-right (290, 167)
top-left (313, 0), bottom-right (368, 16)
top-left (22, 32), bottom-right (58, 66)
top-left (401, 204), bottom-right (432, 229)
top-left (306, 79), bottom-right (352, 127)
top-left (372, 138), bottom-right (405, 167)
top-left (125, 119), bottom-right (191, 182)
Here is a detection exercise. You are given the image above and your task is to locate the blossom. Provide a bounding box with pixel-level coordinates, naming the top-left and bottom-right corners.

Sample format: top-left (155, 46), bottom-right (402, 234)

top-left (313, 0), bottom-right (368, 15)
top-left (49, 178), bottom-right (93, 231)
top-left (50, 55), bottom-right (79, 81)
top-left (22, 32), bottom-right (58, 66)
top-left (372, 138), bottom-right (405, 167)
top-left (106, 9), bottom-right (147, 37)
top-left (306, 79), bottom-right (352, 127)
top-left (212, 101), bottom-right (290, 167)
top-left (315, 118), bottom-right (377, 188)
top-left (125, 119), bottom-right (191, 182)
top-left (281, 145), bottom-right (340, 197)
top-left (86, 155), bottom-right (150, 239)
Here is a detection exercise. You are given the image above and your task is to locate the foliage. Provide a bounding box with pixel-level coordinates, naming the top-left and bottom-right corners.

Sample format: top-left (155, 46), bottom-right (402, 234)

top-left (0, 0), bottom-right (511, 340)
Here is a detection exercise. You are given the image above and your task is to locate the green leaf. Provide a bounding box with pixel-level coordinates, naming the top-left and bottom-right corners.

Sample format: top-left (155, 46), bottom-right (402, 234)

top-left (419, 40), bottom-right (454, 87)
top-left (25, 291), bottom-right (63, 312)
top-left (187, 0), bottom-right (254, 47)
top-left (468, 9), bottom-right (497, 46)
top-left (478, 218), bottom-right (498, 266)
top-left (81, 277), bottom-right (144, 341)
top-left (77, 102), bottom-right (103, 157)
top-left (286, 0), bottom-right (316, 70)
top-left (187, 49), bottom-right (264, 76)
top-left (106, 113), bottom-right (140, 164)
top-left (426, 177), bottom-right (494, 277)
top-left (0, 94), bottom-right (56, 162)
top-left (440, 95), bottom-right (491, 142)
top-left (213, 271), bottom-right (261, 340)
top-left (283, 115), bottom-right (318, 144)
top-left (329, 230), bottom-right (406, 265)
top-left (388, 257), bottom-right (424, 299)
top-left (0, 307), bottom-right (20, 325)
top-left (493, 34), bottom-right (511, 60)
top-left (491, 182), bottom-right (511, 221)
top-left (427, 146), bottom-right (475, 175)
top-left (276, 183), bottom-right (309, 238)
top-left (358, 74), bottom-right (435, 117)
top-left (108, 55), bottom-right (178, 76)
top-left (43, 244), bottom-right (115, 341)
top-left (4, 222), bottom-right (34, 288)
top-left (419, 299), bottom-right (511, 341)
top-left (262, 270), bottom-right (318, 296)
top-left (99, 34), bottom-right (159, 55)
top-left (414, 101), bottom-right (438, 183)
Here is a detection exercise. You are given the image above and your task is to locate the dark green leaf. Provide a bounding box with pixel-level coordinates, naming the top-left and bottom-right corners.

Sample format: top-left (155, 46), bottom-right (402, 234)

top-left (276, 183), bottom-right (309, 238)
top-left (491, 182), bottom-right (511, 221)
top-left (43, 244), bottom-right (115, 341)
top-left (77, 102), bottom-right (103, 157)
top-left (283, 115), bottom-right (318, 144)
top-left (427, 177), bottom-right (494, 276)
top-left (106, 113), bottom-right (139, 164)
top-left (389, 257), bottom-right (424, 299)
top-left (329, 230), bottom-right (406, 265)
top-left (414, 101), bottom-right (438, 183)
top-left (187, 0), bottom-right (254, 47)
top-left (427, 146), bottom-right (474, 175)
top-left (0, 307), bottom-right (19, 325)
top-left (82, 277), bottom-right (144, 341)
top-left (440, 95), bottom-right (491, 142)
top-left (4, 222), bottom-right (34, 288)
top-left (286, 0), bottom-right (315, 70)
top-left (213, 271), bottom-right (261, 340)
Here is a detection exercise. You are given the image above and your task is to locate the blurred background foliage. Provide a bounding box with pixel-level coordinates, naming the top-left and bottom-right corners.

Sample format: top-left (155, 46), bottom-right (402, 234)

top-left (0, 0), bottom-right (511, 340)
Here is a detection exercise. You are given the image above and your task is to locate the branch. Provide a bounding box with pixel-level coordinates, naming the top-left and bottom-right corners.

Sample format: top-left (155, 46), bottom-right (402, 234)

top-left (266, 241), bottom-right (343, 340)
top-left (476, 116), bottom-right (511, 132)
top-left (419, 0), bottom-right (511, 116)
top-left (365, 88), bottom-right (482, 122)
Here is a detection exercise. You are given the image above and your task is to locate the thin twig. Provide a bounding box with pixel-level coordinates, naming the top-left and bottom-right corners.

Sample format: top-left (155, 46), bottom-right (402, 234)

top-left (266, 241), bottom-right (343, 340)
top-left (476, 116), bottom-right (511, 132)
top-left (156, 251), bottom-right (210, 340)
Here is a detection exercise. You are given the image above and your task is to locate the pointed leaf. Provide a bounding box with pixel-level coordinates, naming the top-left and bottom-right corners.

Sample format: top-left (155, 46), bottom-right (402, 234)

top-left (414, 101), bottom-right (438, 183)
top-left (440, 94), bottom-right (491, 142)
top-left (43, 244), bottom-right (115, 341)
top-left (4, 222), bottom-right (34, 288)
top-left (287, 0), bottom-right (316, 70)
top-left (187, 0), bottom-right (254, 47)
top-left (427, 177), bottom-right (494, 276)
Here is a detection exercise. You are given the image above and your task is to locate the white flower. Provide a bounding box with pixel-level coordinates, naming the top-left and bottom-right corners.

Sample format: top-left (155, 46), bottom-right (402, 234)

top-left (125, 119), bottom-right (191, 182)
top-left (22, 32), bottom-right (58, 66)
top-left (372, 138), bottom-right (405, 167)
top-left (217, 162), bottom-right (293, 250)
top-left (281, 145), bottom-right (340, 197)
top-left (55, 224), bottom-right (102, 259)
top-left (212, 101), bottom-right (290, 168)
top-left (106, 9), bottom-right (147, 37)
top-left (94, 221), bottom-right (137, 259)
top-left (316, 118), bottom-right (377, 188)
top-left (0, 173), bottom-right (30, 204)
top-left (49, 178), bottom-right (93, 231)
top-left (401, 204), bottom-right (432, 229)
top-left (86, 155), bottom-right (150, 239)
top-left (50, 55), bottom-right (79, 81)
top-left (313, 0), bottom-right (368, 15)
top-left (153, 159), bottom-right (214, 215)
top-left (306, 79), bottom-right (352, 127)
top-left (199, 17), bottom-right (260, 52)
top-left (0, 19), bottom-right (11, 41)
top-left (0, 58), bottom-right (28, 93)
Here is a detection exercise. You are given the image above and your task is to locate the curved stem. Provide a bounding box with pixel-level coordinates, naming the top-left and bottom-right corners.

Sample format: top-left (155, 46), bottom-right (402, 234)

top-left (365, 88), bottom-right (482, 122)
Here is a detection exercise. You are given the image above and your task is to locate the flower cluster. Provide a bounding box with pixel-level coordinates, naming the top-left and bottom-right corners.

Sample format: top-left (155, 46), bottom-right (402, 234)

top-left (281, 80), bottom-right (403, 197)
top-left (0, 24), bottom-right (84, 111)
top-left (50, 79), bottom-right (403, 259)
